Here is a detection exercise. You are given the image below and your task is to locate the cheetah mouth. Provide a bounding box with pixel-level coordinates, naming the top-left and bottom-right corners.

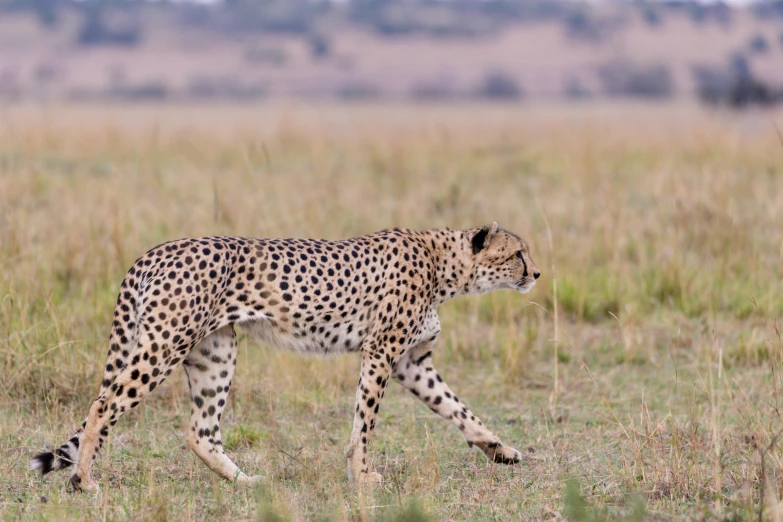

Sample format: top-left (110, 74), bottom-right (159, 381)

top-left (514, 279), bottom-right (535, 293)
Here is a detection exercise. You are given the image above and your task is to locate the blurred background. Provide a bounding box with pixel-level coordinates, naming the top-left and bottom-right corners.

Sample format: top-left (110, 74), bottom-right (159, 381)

top-left (0, 0), bottom-right (781, 106)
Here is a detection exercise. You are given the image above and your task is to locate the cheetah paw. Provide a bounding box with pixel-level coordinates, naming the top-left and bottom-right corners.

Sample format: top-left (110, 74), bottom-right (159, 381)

top-left (490, 445), bottom-right (522, 465)
top-left (473, 441), bottom-right (522, 465)
top-left (70, 474), bottom-right (99, 494)
top-left (234, 472), bottom-right (263, 486)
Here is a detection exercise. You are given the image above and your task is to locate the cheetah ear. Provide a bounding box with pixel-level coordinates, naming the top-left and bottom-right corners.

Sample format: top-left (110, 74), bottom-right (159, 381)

top-left (471, 222), bottom-right (501, 254)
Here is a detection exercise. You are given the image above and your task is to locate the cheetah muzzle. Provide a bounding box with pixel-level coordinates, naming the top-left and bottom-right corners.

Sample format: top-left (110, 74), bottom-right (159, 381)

top-left (30, 221), bottom-right (540, 490)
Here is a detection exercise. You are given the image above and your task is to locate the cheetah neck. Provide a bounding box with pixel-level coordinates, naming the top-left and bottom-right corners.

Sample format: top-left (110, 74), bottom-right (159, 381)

top-left (422, 229), bottom-right (476, 306)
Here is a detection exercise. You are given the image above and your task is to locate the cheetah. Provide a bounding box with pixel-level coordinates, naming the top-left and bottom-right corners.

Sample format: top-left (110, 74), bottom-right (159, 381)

top-left (30, 222), bottom-right (540, 491)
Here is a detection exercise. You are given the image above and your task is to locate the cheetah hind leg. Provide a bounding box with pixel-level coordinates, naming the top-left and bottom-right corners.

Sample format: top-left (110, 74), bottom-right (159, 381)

top-left (183, 326), bottom-right (261, 485)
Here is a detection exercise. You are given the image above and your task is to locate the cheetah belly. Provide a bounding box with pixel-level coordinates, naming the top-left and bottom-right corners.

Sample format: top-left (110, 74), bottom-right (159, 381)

top-left (237, 318), bottom-right (364, 356)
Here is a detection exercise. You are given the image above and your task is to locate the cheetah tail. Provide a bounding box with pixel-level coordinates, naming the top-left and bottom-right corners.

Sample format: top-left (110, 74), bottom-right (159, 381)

top-left (29, 432), bottom-right (81, 475)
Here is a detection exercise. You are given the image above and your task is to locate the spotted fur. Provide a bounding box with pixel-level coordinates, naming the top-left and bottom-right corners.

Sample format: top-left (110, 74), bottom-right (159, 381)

top-left (29, 222), bottom-right (540, 490)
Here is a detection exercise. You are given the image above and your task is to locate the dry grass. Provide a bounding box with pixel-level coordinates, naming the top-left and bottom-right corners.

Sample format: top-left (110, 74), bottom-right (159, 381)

top-left (1, 101), bottom-right (782, 521)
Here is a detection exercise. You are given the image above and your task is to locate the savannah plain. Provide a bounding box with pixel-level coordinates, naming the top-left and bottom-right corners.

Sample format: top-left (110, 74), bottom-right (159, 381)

top-left (1, 102), bottom-right (782, 521)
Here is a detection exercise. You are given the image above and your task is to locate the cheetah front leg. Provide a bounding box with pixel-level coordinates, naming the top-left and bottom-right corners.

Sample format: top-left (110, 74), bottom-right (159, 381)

top-left (346, 341), bottom-right (395, 486)
top-left (393, 341), bottom-right (522, 466)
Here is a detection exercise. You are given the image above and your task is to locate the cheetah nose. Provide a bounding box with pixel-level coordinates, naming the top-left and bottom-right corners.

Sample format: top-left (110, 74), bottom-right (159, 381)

top-left (533, 272), bottom-right (541, 280)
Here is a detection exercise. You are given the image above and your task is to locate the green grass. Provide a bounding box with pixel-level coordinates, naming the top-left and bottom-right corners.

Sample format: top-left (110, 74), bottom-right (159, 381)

top-left (1, 102), bottom-right (783, 520)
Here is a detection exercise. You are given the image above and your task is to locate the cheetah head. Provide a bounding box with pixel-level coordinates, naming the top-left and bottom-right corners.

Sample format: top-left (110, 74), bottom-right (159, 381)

top-left (469, 222), bottom-right (540, 295)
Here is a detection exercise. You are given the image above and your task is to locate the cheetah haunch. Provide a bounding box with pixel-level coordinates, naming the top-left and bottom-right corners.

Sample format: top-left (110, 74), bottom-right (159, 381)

top-left (30, 222), bottom-right (540, 491)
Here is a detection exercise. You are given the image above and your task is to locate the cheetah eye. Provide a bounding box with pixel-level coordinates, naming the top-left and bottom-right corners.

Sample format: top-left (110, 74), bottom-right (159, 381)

top-left (515, 251), bottom-right (524, 260)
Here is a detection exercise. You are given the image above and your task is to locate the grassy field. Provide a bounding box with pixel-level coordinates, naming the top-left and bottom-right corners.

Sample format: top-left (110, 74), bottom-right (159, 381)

top-left (1, 102), bottom-right (782, 521)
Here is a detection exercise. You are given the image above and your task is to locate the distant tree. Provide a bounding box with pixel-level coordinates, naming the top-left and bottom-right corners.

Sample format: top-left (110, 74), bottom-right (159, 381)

top-left (244, 46), bottom-right (287, 67)
top-left (564, 10), bottom-right (601, 42)
top-left (476, 71), bottom-right (523, 100)
top-left (77, 9), bottom-right (142, 47)
top-left (111, 82), bottom-right (169, 101)
top-left (34, 62), bottom-right (59, 84)
top-left (711, 1), bottom-right (733, 28)
top-left (693, 55), bottom-right (783, 108)
top-left (729, 53), bottom-right (751, 80)
top-left (308, 34), bottom-right (331, 60)
top-left (752, 0), bottom-right (783, 19)
top-left (641, 6), bottom-right (662, 27)
top-left (693, 63), bottom-right (736, 106)
top-left (562, 76), bottom-right (591, 99)
top-left (409, 80), bottom-right (460, 101)
top-left (30, 0), bottom-right (59, 27)
top-left (2, 0), bottom-right (60, 27)
top-left (218, 0), bottom-right (318, 34)
top-left (0, 67), bottom-right (21, 100)
top-left (687, 2), bottom-right (707, 24)
top-left (749, 34), bottom-right (769, 53)
top-left (597, 60), bottom-right (673, 99)
top-left (348, 0), bottom-right (509, 38)
top-left (187, 76), bottom-right (266, 101)
top-left (337, 81), bottom-right (381, 100)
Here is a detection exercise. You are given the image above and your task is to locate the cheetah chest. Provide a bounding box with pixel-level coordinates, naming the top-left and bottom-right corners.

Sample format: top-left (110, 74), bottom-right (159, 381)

top-left (418, 309), bottom-right (442, 343)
